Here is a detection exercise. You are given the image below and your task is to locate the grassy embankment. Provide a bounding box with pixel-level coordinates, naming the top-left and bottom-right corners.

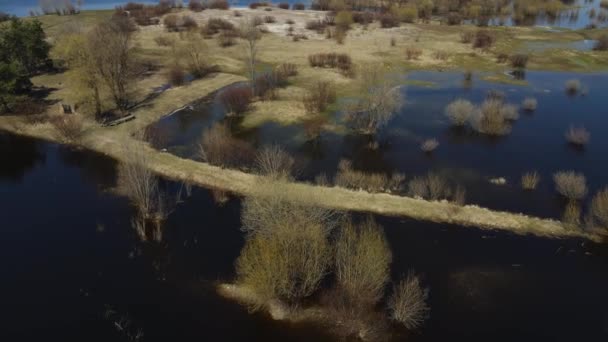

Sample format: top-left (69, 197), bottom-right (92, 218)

top-left (2, 9), bottom-right (607, 242)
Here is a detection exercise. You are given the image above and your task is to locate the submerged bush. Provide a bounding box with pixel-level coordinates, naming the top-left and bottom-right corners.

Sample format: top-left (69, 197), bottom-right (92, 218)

top-left (565, 126), bottom-right (590, 146)
top-left (522, 97), bottom-right (537, 112)
top-left (521, 171), bottom-right (540, 190)
top-left (589, 188), bottom-right (608, 230)
top-left (445, 99), bottom-right (474, 126)
top-left (553, 171), bottom-right (588, 200)
top-left (470, 99), bottom-right (515, 136)
top-left (420, 138), bottom-right (439, 153)
top-left (389, 272), bottom-right (430, 330)
top-left (565, 79), bottom-right (581, 95)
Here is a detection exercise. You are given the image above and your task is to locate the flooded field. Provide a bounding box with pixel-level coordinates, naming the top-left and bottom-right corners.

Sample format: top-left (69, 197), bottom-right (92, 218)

top-left (148, 71), bottom-right (608, 220)
top-left (2, 132), bottom-right (607, 341)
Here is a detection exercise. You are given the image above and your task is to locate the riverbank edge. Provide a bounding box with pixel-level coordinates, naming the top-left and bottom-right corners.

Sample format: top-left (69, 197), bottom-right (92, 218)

top-left (1, 117), bottom-right (604, 243)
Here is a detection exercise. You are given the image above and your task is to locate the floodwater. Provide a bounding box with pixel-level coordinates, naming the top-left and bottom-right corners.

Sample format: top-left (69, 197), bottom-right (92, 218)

top-left (148, 70), bottom-right (608, 221)
top-left (1, 131), bottom-right (607, 341)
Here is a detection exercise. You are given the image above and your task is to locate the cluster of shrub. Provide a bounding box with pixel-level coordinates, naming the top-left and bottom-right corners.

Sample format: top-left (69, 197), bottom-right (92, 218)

top-left (308, 52), bottom-right (353, 75)
top-left (213, 63), bottom-right (298, 116)
top-left (249, 2), bottom-right (306, 10)
top-left (223, 145), bottom-right (431, 338)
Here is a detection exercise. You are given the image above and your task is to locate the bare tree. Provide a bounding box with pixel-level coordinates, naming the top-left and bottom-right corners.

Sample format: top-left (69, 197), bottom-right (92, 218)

top-left (117, 137), bottom-right (172, 241)
top-left (240, 18), bottom-right (262, 94)
top-left (345, 64), bottom-right (402, 134)
top-left (178, 32), bottom-right (210, 78)
top-left (88, 16), bottom-right (136, 113)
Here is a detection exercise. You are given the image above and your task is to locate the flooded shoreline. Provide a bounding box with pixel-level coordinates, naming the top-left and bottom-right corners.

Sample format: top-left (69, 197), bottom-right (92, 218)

top-left (2, 132), bottom-right (607, 341)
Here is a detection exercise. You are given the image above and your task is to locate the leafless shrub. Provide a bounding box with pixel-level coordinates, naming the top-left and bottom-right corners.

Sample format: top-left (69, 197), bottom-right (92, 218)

top-left (303, 81), bottom-right (336, 114)
top-left (470, 99), bottom-right (513, 136)
top-left (594, 34), bottom-right (608, 51)
top-left (208, 0), bottom-right (229, 9)
top-left (420, 138), bottom-right (439, 153)
top-left (292, 3), bottom-right (305, 10)
top-left (565, 79), bottom-right (581, 95)
top-left (565, 126), bottom-right (590, 146)
top-left (50, 115), bottom-right (84, 142)
top-left (154, 35), bottom-right (174, 47)
top-left (445, 99), bottom-right (474, 126)
top-left (166, 64), bottom-right (186, 86)
top-left (255, 145), bottom-right (294, 180)
top-left (460, 31), bottom-right (474, 43)
top-left (217, 31), bottom-right (236, 47)
top-left (510, 54), bottom-right (529, 68)
top-left (199, 122), bottom-right (254, 168)
top-left (278, 2), bottom-right (290, 9)
top-left (306, 19), bottom-right (327, 32)
top-left (233, 10), bottom-right (242, 17)
top-left (335, 217), bottom-right (392, 306)
top-left (522, 97), bottom-right (537, 112)
top-left (486, 89), bottom-right (505, 102)
top-left (379, 13), bottom-right (399, 27)
top-left (390, 37), bottom-right (397, 47)
top-left (264, 15), bottom-right (276, 23)
top-left (389, 272), bottom-right (430, 330)
top-left (553, 171), bottom-right (588, 200)
top-left (588, 188), bottom-right (608, 231)
top-left (352, 11), bottom-right (374, 25)
top-left (188, 0), bottom-right (206, 12)
top-left (308, 53), bottom-right (353, 75)
top-left (432, 50), bottom-right (449, 61)
top-left (335, 165), bottom-right (389, 193)
top-left (405, 47), bottom-right (423, 60)
top-left (473, 29), bottom-right (495, 48)
top-left (407, 173), bottom-right (451, 200)
top-left (562, 201), bottom-right (581, 226)
top-left (388, 173), bottom-right (406, 192)
top-left (521, 171), bottom-right (540, 190)
top-left (334, 28), bottom-right (347, 44)
top-left (276, 63), bottom-right (297, 77)
top-left (204, 17), bottom-right (236, 35)
top-left (453, 185), bottom-right (466, 206)
top-left (220, 86), bottom-right (253, 114)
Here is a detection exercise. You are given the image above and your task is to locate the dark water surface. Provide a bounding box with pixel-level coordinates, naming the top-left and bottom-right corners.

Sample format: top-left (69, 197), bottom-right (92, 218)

top-left (149, 71), bottom-right (608, 220)
top-left (1, 132), bottom-right (608, 341)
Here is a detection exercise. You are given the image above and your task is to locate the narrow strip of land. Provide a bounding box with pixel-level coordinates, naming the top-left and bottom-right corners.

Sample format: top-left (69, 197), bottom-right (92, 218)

top-left (1, 73), bottom-right (603, 243)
